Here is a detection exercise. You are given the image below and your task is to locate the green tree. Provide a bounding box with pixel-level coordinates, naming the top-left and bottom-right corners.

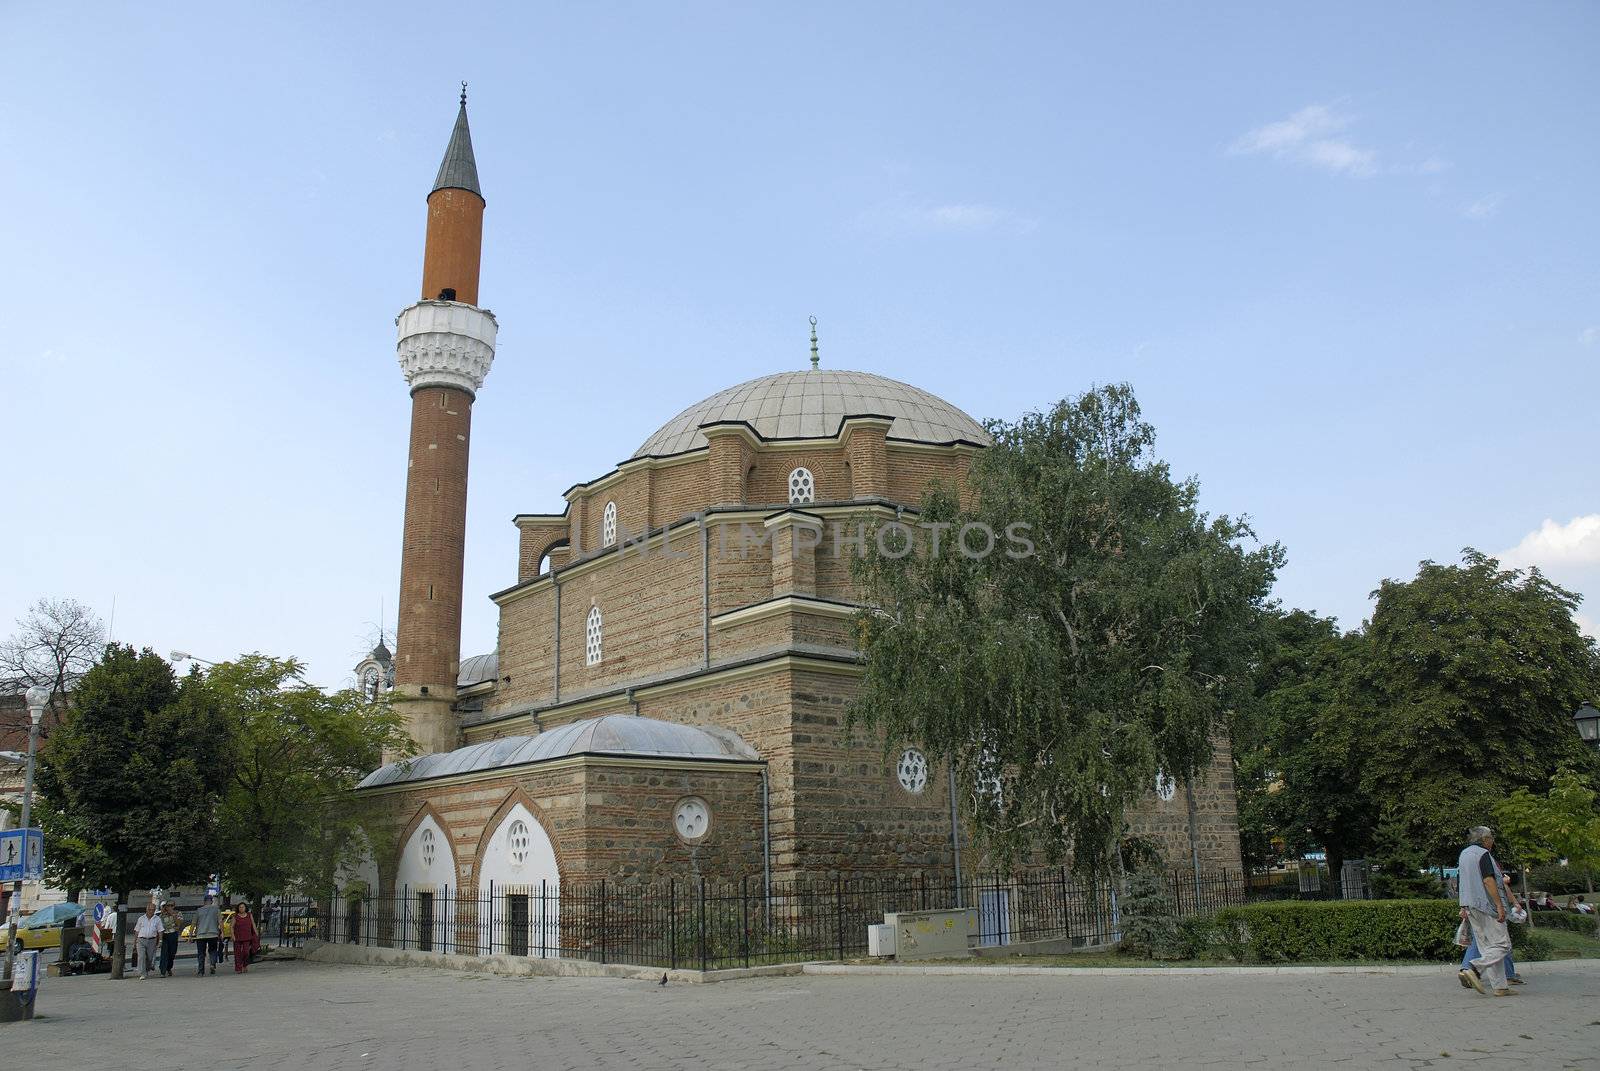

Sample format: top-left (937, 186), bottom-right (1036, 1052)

top-left (1496, 769), bottom-right (1600, 895)
top-left (1234, 610), bottom-right (1379, 881)
top-left (35, 645), bottom-right (230, 891)
top-left (1360, 550), bottom-right (1600, 866)
top-left (849, 384), bottom-right (1282, 874)
top-left (34, 644), bottom-right (231, 974)
top-left (206, 655), bottom-right (412, 903)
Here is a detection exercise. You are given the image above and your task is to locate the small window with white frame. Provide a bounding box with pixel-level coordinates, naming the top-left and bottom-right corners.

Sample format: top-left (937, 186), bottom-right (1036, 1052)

top-left (585, 605), bottom-right (603, 666)
top-left (601, 500), bottom-right (618, 547)
top-left (788, 467), bottom-right (814, 504)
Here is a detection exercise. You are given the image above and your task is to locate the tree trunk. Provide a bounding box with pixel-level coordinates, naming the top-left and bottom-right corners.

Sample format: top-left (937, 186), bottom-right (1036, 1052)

top-left (1325, 848), bottom-right (1345, 900)
top-left (109, 892), bottom-right (128, 980)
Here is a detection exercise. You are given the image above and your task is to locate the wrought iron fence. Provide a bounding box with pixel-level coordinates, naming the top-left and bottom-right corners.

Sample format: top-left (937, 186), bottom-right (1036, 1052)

top-left (275, 866), bottom-right (1250, 970)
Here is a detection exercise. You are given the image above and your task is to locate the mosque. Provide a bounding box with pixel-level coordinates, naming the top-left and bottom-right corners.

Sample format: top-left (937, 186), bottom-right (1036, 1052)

top-left (348, 96), bottom-right (1243, 910)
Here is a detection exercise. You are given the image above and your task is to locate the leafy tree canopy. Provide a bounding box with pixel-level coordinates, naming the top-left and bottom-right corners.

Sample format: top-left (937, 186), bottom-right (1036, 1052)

top-left (1360, 550), bottom-right (1600, 865)
top-left (35, 644), bottom-right (230, 895)
top-left (849, 384), bottom-right (1282, 874)
top-left (1234, 609), bottom-right (1378, 875)
top-left (1495, 769), bottom-right (1600, 892)
top-left (208, 655), bottom-right (412, 902)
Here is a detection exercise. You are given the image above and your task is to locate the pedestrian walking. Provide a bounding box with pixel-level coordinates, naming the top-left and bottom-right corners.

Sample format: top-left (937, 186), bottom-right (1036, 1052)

top-left (232, 902), bottom-right (259, 973)
top-left (133, 901), bottom-right (164, 980)
top-left (1457, 826), bottom-right (1515, 996)
top-left (158, 902), bottom-right (183, 977)
top-left (194, 894), bottom-right (222, 976)
top-left (1461, 875), bottom-right (1524, 986)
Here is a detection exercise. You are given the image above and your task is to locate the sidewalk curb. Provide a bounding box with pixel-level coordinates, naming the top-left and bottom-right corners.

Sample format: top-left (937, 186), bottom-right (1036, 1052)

top-left (801, 959), bottom-right (1600, 978)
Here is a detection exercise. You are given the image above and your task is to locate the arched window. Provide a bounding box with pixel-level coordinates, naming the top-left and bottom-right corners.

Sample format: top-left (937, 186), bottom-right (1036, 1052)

top-left (601, 501), bottom-right (618, 547)
top-left (508, 819), bottom-right (531, 867)
top-left (585, 605), bottom-right (603, 666)
top-left (788, 467), bottom-right (815, 505)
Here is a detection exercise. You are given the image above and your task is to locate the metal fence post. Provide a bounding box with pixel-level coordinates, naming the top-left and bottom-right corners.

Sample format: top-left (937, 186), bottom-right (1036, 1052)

top-left (600, 879), bottom-right (608, 965)
top-left (698, 878), bottom-right (708, 973)
top-left (741, 875), bottom-right (750, 969)
top-left (835, 873), bottom-right (845, 961)
top-left (669, 879), bottom-right (677, 971)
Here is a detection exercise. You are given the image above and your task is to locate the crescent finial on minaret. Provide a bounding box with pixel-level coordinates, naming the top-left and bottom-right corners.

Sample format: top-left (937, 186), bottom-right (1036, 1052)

top-left (809, 316), bottom-right (820, 370)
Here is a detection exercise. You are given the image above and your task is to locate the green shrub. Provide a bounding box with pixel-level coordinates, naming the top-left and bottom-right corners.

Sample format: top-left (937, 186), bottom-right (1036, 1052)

top-left (1173, 915), bottom-right (1218, 960)
top-left (1508, 923), bottom-right (1553, 962)
top-left (1214, 899), bottom-right (1459, 962)
top-left (1528, 911), bottom-right (1600, 937)
top-left (1119, 870), bottom-right (1180, 959)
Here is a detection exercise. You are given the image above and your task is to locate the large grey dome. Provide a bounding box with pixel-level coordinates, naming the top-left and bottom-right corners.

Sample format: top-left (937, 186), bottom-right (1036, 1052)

top-left (633, 370), bottom-right (990, 459)
top-left (356, 714), bottom-right (758, 789)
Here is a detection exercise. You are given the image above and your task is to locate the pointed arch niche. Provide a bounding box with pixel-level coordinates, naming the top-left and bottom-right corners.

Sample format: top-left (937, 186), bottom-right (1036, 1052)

top-left (395, 810), bottom-right (457, 951)
top-left (474, 797), bottom-right (561, 957)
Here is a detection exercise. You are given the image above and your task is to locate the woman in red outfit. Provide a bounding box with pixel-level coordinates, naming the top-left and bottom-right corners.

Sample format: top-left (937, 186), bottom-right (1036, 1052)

top-left (232, 904), bottom-right (259, 973)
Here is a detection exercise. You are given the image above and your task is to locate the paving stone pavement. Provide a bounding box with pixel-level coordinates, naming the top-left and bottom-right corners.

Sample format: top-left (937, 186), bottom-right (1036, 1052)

top-left (7, 958), bottom-right (1599, 1069)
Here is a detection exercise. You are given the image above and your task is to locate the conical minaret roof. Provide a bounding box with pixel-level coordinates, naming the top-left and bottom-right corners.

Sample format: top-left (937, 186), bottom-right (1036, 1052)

top-left (432, 95), bottom-right (481, 199)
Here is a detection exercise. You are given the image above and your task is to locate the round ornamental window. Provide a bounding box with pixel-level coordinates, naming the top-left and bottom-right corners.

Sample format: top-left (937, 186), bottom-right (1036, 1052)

top-left (788, 467), bottom-right (814, 505)
top-left (673, 797), bottom-right (711, 842)
top-left (897, 748), bottom-right (929, 794)
top-left (1155, 771), bottom-right (1177, 803)
top-left (585, 605), bottom-right (603, 666)
top-left (419, 827), bottom-right (436, 868)
top-left (508, 819), bottom-right (531, 867)
top-left (601, 500), bottom-right (618, 548)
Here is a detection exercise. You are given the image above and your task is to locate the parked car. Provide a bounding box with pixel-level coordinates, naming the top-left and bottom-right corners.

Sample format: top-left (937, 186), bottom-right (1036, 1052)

top-left (10, 901), bottom-right (86, 953)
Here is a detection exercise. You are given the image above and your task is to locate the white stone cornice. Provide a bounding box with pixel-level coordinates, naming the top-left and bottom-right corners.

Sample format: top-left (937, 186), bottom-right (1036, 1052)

top-left (396, 299), bottom-right (497, 395)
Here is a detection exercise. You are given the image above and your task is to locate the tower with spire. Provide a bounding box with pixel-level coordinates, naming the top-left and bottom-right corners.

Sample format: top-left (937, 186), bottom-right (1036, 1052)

top-left (391, 88), bottom-right (496, 754)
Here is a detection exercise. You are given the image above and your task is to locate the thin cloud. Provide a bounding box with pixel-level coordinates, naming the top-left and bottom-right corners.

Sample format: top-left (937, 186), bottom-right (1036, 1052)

top-left (1229, 103), bottom-right (1378, 177)
top-left (1463, 193), bottom-right (1504, 220)
top-left (1579, 327), bottom-right (1598, 346)
top-left (859, 197), bottom-right (1038, 236)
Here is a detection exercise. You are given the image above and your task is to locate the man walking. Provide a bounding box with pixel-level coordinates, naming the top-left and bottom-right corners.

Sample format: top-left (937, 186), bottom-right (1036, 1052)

top-left (133, 901), bottom-right (164, 980)
top-left (1458, 826), bottom-right (1514, 996)
top-left (194, 894), bottom-right (222, 976)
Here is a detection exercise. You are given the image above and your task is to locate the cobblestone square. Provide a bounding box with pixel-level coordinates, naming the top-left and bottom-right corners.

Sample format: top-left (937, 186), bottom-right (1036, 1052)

top-left (7, 958), bottom-right (1598, 1069)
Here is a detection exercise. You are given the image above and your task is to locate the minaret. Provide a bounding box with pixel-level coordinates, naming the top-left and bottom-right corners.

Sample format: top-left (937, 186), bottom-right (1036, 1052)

top-left (392, 87), bottom-right (496, 755)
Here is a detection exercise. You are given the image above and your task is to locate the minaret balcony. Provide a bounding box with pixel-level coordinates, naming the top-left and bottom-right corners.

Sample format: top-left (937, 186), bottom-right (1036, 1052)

top-left (396, 299), bottom-right (498, 395)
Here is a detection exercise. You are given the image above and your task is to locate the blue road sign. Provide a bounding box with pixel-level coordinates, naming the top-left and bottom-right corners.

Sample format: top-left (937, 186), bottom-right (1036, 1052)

top-left (0, 828), bottom-right (43, 882)
top-left (93, 902), bottom-right (107, 923)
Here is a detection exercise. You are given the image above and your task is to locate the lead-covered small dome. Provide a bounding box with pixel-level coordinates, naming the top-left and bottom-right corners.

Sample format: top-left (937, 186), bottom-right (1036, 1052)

top-left (633, 370), bottom-right (990, 459)
top-left (356, 714), bottom-right (758, 789)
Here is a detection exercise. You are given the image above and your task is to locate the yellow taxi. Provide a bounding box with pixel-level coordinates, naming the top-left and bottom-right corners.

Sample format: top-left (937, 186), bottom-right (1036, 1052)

top-left (9, 901), bottom-right (87, 953)
top-left (179, 909), bottom-right (236, 942)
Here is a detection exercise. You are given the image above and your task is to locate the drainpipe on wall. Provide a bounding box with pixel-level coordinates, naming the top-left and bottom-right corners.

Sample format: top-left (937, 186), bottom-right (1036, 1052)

top-left (552, 575), bottom-right (562, 702)
top-left (626, 687), bottom-right (639, 716)
top-left (700, 515), bottom-right (710, 669)
top-left (948, 764), bottom-right (964, 908)
top-left (760, 764), bottom-right (771, 902)
top-left (1184, 777), bottom-right (1203, 903)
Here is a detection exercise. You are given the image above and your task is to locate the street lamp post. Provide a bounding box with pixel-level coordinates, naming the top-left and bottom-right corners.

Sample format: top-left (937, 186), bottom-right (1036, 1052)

top-left (169, 651), bottom-right (217, 667)
top-left (1575, 701), bottom-right (1600, 749)
top-left (3, 685), bottom-right (49, 981)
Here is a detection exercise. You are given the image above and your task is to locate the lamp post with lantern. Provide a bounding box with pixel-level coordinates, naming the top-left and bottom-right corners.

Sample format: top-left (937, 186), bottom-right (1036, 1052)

top-left (3, 685), bottom-right (50, 981)
top-left (1575, 701), bottom-right (1600, 750)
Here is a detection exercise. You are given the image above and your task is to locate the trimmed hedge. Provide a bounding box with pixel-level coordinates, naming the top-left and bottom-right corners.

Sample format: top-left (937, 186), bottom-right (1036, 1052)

top-left (1214, 900), bottom-right (1460, 962)
top-left (1529, 911), bottom-right (1600, 937)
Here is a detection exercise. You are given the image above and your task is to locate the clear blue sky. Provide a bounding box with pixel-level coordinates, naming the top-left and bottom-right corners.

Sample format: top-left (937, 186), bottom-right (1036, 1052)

top-left (3, 2), bottom-right (1596, 687)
